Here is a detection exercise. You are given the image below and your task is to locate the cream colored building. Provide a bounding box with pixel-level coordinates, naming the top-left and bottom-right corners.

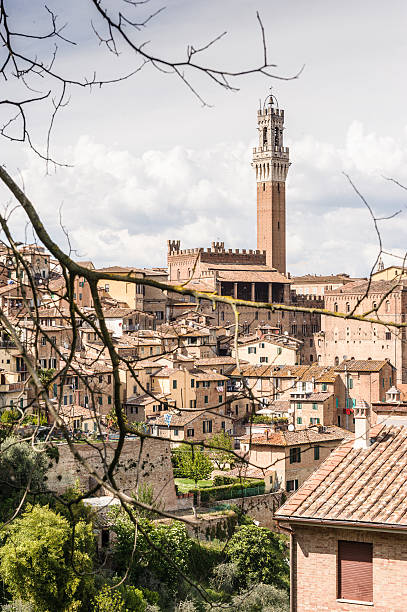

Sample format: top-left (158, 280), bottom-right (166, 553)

top-left (233, 336), bottom-right (300, 367)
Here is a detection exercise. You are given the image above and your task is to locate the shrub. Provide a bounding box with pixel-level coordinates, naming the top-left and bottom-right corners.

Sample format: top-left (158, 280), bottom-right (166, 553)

top-left (0, 505), bottom-right (95, 611)
top-left (190, 479), bottom-right (265, 503)
top-left (226, 525), bottom-right (289, 591)
top-left (231, 583), bottom-right (289, 612)
top-left (212, 475), bottom-right (238, 487)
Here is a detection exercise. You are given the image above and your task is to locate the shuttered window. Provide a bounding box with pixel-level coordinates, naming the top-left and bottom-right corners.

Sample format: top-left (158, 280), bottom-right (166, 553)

top-left (338, 540), bottom-right (373, 602)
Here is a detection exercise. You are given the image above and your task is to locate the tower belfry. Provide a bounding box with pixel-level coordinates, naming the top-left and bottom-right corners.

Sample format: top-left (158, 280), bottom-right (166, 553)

top-left (252, 94), bottom-right (290, 274)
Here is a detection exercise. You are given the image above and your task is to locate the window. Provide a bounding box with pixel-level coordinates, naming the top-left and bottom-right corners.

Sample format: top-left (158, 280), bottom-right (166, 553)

top-left (312, 403), bottom-right (318, 410)
top-left (314, 446), bottom-right (320, 460)
top-left (203, 420), bottom-right (212, 434)
top-left (133, 385), bottom-right (137, 394)
top-left (218, 395), bottom-right (223, 404)
top-left (259, 356), bottom-right (268, 363)
top-left (297, 417), bottom-right (302, 425)
top-left (173, 429), bottom-right (179, 436)
top-left (277, 347), bottom-right (282, 355)
top-left (221, 421), bottom-right (225, 430)
top-left (248, 347), bottom-right (257, 354)
top-left (286, 479), bottom-right (298, 492)
top-left (334, 303), bottom-right (338, 312)
top-left (310, 417), bottom-right (320, 425)
top-left (189, 399), bottom-right (196, 408)
top-left (338, 541), bottom-right (373, 603)
top-left (107, 395), bottom-right (112, 405)
top-left (107, 375), bottom-right (111, 384)
top-left (322, 383), bottom-right (327, 391)
top-left (259, 342), bottom-right (265, 348)
top-left (99, 375), bottom-right (103, 383)
top-left (346, 302), bottom-right (350, 313)
top-left (98, 396), bottom-right (103, 405)
top-left (289, 447), bottom-right (301, 464)
top-left (41, 336), bottom-right (46, 346)
top-left (187, 428), bottom-right (194, 437)
top-left (296, 402), bottom-right (302, 410)
top-left (291, 324), bottom-right (297, 335)
top-left (191, 378), bottom-right (195, 388)
top-left (348, 378), bottom-right (353, 389)
top-left (204, 395), bottom-right (209, 404)
top-left (172, 380), bottom-right (177, 389)
top-left (385, 331), bottom-right (391, 340)
top-left (101, 528), bottom-right (110, 548)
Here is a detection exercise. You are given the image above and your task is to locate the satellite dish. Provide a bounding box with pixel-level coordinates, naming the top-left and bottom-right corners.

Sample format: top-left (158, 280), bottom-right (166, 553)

top-left (288, 424), bottom-right (295, 432)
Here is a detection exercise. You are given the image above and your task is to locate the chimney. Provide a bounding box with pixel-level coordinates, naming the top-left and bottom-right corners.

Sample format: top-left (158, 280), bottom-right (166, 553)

top-left (353, 400), bottom-right (371, 449)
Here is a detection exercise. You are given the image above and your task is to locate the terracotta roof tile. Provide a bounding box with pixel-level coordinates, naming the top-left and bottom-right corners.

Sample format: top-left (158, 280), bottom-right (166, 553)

top-left (275, 424), bottom-right (407, 529)
top-left (335, 359), bottom-right (390, 373)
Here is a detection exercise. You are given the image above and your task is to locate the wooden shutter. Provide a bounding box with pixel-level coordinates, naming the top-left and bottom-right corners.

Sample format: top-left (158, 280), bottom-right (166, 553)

top-left (338, 540), bottom-right (373, 602)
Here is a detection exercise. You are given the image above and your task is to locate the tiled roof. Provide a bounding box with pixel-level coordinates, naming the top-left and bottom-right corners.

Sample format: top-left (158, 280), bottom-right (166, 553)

top-left (327, 279), bottom-right (402, 295)
top-left (103, 308), bottom-right (143, 317)
top-left (335, 359), bottom-right (389, 373)
top-left (124, 393), bottom-right (168, 406)
top-left (214, 268), bottom-right (290, 284)
top-left (292, 273), bottom-right (360, 284)
top-left (275, 424), bottom-right (407, 529)
top-left (242, 425), bottom-right (349, 447)
top-left (195, 357), bottom-right (238, 366)
top-left (294, 392), bottom-right (333, 402)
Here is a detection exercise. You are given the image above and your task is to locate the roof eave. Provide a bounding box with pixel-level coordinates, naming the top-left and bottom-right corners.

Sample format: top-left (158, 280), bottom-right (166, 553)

top-left (275, 515), bottom-right (407, 534)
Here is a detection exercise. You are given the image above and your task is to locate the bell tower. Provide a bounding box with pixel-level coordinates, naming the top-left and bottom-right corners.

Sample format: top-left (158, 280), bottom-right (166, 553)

top-left (252, 94), bottom-right (290, 274)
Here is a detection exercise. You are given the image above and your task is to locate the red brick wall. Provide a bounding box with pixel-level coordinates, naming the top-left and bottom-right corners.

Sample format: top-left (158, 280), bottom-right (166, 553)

top-left (292, 524), bottom-right (407, 611)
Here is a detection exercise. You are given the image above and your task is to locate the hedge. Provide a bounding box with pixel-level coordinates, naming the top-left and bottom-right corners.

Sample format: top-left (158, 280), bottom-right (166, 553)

top-left (190, 479), bottom-right (265, 502)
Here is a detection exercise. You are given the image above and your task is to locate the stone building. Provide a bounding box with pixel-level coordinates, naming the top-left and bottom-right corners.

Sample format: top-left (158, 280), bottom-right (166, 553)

top-left (240, 425), bottom-right (349, 493)
top-left (317, 279), bottom-right (407, 381)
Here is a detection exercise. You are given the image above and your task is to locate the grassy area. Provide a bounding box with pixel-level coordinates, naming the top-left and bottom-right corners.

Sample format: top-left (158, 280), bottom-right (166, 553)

top-left (175, 478), bottom-right (213, 493)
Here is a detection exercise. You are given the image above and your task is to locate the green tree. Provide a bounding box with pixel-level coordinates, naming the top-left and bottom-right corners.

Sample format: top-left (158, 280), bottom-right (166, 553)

top-left (226, 525), bottom-right (289, 591)
top-left (0, 505), bottom-right (95, 611)
top-left (0, 436), bottom-right (48, 520)
top-left (111, 512), bottom-right (193, 595)
top-left (37, 368), bottom-right (55, 397)
top-left (92, 584), bottom-right (149, 612)
top-left (177, 447), bottom-right (213, 487)
top-left (207, 431), bottom-right (235, 470)
top-left (0, 410), bottom-right (19, 425)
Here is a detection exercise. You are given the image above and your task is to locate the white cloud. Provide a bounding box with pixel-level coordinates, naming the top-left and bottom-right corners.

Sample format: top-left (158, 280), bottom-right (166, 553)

top-left (1, 120), bottom-right (407, 277)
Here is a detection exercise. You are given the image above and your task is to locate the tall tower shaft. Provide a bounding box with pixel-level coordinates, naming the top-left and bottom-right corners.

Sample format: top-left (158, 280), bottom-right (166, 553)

top-left (252, 96), bottom-right (290, 274)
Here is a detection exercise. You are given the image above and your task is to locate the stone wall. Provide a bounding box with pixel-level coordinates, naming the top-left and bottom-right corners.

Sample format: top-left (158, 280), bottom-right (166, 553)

top-left (46, 438), bottom-right (178, 511)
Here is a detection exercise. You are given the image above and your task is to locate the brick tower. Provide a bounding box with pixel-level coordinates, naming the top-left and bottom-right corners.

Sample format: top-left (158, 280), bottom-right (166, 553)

top-left (252, 94), bottom-right (290, 274)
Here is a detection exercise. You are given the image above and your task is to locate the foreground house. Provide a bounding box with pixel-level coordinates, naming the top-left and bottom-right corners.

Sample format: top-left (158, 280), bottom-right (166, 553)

top-left (275, 403), bottom-right (407, 611)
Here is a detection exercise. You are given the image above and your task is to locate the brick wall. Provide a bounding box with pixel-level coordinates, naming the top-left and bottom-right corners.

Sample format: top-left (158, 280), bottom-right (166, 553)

top-left (292, 524), bottom-right (407, 612)
top-left (46, 438), bottom-right (178, 510)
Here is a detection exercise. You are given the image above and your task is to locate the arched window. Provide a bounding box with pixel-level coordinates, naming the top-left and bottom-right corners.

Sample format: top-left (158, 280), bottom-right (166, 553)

top-left (373, 302), bottom-right (377, 310)
top-left (263, 127), bottom-right (267, 146)
top-left (386, 300), bottom-right (390, 312)
top-left (334, 303), bottom-right (338, 312)
top-left (335, 356), bottom-right (339, 366)
top-left (177, 269), bottom-right (180, 281)
top-left (346, 302), bottom-right (350, 312)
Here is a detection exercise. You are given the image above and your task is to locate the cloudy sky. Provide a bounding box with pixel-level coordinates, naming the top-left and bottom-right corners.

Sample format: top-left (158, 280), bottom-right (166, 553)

top-left (2, 0), bottom-right (407, 275)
